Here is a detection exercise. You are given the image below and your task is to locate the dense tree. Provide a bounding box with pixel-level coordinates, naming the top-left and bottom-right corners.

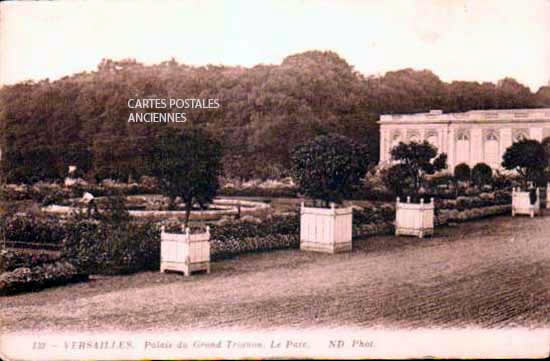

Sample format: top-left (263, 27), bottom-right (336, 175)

top-left (291, 134), bottom-right (371, 207)
top-left (542, 137), bottom-right (550, 167)
top-left (501, 139), bottom-right (547, 189)
top-left (148, 128), bottom-right (223, 227)
top-left (471, 163), bottom-right (492, 188)
top-left (382, 164), bottom-right (413, 198)
top-left (390, 141), bottom-right (447, 193)
top-left (0, 51), bottom-right (545, 184)
top-left (454, 163), bottom-right (471, 183)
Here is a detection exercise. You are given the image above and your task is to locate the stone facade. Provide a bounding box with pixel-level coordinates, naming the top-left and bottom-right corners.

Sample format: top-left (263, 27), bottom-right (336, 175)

top-left (378, 108), bottom-right (550, 170)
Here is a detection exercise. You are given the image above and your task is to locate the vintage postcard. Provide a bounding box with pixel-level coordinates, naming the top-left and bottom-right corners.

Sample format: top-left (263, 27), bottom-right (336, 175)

top-left (0, 0), bottom-right (549, 359)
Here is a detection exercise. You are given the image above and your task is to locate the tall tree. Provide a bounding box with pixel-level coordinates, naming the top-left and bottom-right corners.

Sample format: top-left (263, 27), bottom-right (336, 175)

top-left (148, 128), bottom-right (223, 227)
top-left (291, 133), bottom-right (371, 207)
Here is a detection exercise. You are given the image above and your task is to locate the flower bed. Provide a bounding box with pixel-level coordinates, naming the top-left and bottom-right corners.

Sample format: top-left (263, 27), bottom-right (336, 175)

top-left (209, 215), bottom-right (300, 260)
top-left (436, 205), bottom-right (511, 226)
top-left (432, 190), bottom-right (512, 225)
top-left (2, 216), bottom-right (66, 248)
top-left (0, 249), bottom-right (61, 273)
top-left (61, 220), bottom-right (161, 275)
top-left (0, 261), bottom-right (88, 296)
top-left (0, 249), bottom-right (88, 296)
top-left (219, 186), bottom-right (298, 198)
top-left (352, 205), bottom-right (395, 238)
top-left (0, 182), bottom-right (157, 203)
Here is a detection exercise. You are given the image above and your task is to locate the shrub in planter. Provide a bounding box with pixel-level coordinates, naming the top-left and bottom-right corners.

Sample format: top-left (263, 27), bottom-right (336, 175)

top-left (390, 141), bottom-right (447, 238)
top-left (148, 128), bottom-right (223, 228)
top-left (511, 187), bottom-right (540, 217)
top-left (291, 134), bottom-right (371, 253)
top-left (160, 226), bottom-right (211, 276)
top-left (502, 139), bottom-right (547, 190)
top-left (502, 139), bottom-right (547, 216)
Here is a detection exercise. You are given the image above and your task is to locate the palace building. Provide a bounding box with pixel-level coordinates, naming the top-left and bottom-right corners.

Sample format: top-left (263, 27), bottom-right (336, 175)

top-left (378, 108), bottom-right (550, 170)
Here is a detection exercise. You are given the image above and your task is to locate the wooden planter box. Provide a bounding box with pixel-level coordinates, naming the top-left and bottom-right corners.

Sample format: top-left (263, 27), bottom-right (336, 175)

top-left (300, 202), bottom-right (352, 253)
top-left (395, 197), bottom-right (434, 238)
top-left (512, 188), bottom-right (540, 218)
top-left (160, 226), bottom-right (211, 276)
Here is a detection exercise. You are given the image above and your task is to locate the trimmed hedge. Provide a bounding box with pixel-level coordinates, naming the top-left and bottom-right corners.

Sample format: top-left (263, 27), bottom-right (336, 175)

top-left (0, 182), bottom-right (157, 203)
top-left (70, 183), bottom-right (157, 198)
top-left (353, 222), bottom-right (394, 239)
top-left (0, 261), bottom-right (88, 296)
top-left (211, 214), bottom-right (299, 240)
top-left (61, 220), bottom-right (161, 275)
top-left (1, 184), bottom-right (70, 202)
top-left (211, 234), bottom-right (299, 260)
top-left (209, 215), bottom-right (300, 259)
top-left (353, 205), bottom-right (394, 225)
top-left (434, 190), bottom-right (511, 210)
top-left (0, 249), bottom-right (61, 273)
top-left (3, 216), bottom-right (66, 246)
top-left (436, 205), bottom-right (511, 225)
top-left (219, 186), bottom-right (298, 198)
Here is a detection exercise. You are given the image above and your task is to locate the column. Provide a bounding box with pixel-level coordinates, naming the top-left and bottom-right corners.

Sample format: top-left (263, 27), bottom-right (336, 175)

top-left (500, 128), bottom-right (512, 161)
top-left (381, 128), bottom-right (393, 163)
top-left (470, 128), bottom-right (483, 166)
top-left (447, 128), bottom-right (455, 170)
top-left (379, 128), bottom-right (386, 163)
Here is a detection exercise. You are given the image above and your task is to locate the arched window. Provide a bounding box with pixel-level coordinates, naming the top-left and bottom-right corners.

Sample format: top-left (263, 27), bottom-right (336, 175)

top-left (408, 133), bottom-right (420, 143)
top-left (456, 131), bottom-right (470, 165)
top-left (391, 132), bottom-right (402, 150)
top-left (513, 129), bottom-right (529, 143)
top-left (514, 132), bottom-right (528, 142)
top-left (457, 133), bottom-right (469, 141)
top-left (484, 131), bottom-right (500, 168)
top-left (426, 132), bottom-right (439, 149)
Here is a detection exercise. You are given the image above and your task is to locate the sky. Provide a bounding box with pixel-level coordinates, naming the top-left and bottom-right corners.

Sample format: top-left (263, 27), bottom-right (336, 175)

top-left (1, 0), bottom-right (549, 91)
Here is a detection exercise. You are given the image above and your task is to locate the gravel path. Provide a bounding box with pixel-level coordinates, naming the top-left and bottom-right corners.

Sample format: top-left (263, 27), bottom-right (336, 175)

top-left (1, 213), bottom-right (549, 332)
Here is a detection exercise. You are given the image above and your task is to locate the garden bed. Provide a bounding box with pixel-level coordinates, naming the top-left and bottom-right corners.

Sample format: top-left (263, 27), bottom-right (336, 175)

top-left (0, 249), bottom-right (88, 296)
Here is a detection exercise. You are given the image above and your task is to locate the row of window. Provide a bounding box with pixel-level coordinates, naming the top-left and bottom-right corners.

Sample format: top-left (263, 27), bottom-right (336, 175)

top-left (391, 130), bottom-right (529, 144)
top-left (389, 130), bottom-right (531, 168)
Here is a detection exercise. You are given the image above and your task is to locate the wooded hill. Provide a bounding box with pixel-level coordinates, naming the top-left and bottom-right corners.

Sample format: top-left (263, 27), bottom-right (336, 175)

top-left (1, 50), bottom-right (549, 183)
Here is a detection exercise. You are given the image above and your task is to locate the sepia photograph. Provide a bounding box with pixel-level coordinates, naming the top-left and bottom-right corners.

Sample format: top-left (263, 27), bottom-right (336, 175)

top-left (0, 0), bottom-right (549, 359)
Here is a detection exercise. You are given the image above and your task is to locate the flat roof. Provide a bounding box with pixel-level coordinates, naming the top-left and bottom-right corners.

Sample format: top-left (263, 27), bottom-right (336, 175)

top-left (379, 108), bottom-right (550, 124)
